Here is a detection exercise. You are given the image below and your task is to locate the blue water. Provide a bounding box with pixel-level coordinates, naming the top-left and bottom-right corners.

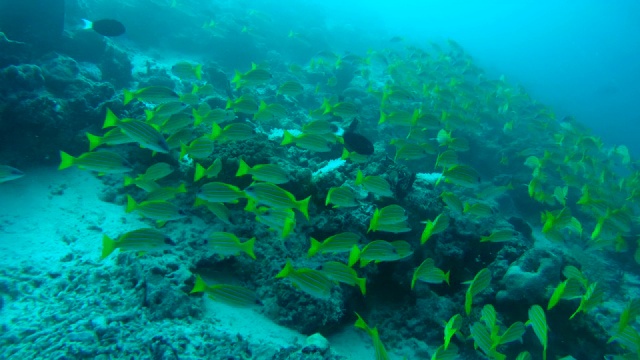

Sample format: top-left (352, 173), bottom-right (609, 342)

top-left (321, 0), bottom-right (640, 155)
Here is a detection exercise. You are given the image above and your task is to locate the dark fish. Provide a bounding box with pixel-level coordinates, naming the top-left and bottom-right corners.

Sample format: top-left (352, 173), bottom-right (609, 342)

top-left (343, 132), bottom-right (374, 155)
top-left (83, 19), bottom-right (126, 37)
top-left (343, 118), bottom-right (374, 155)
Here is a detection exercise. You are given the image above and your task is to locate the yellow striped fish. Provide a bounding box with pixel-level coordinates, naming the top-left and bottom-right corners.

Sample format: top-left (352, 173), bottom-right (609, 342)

top-left (355, 170), bottom-right (393, 197)
top-left (277, 81), bottom-right (304, 96)
top-left (225, 94), bottom-right (259, 114)
top-left (480, 229), bottom-right (516, 243)
top-left (124, 162), bottom-right (173, 189)
top-left (244, 182), bottom-right (310, 220)
top-left (254, 206), bottom-right (296, 239)
top-left (194, 159), bottom-right (222, 182)
top-left (207, 232), bottom-right (256, 260)
top-left (190, 275), bottom-right (259, 307)
top-left (145, 102), bottom-right (187, 122)
top-left (194, 198), bottom-right (231, 224)
top-left (275, 259), bottom-right (334, 299)
top-left (281, 131), bottom-right (334, 153)
top-left (231, 63), bottom-right (272, 89)
top-left (420, 213), bottom-right (450, 244)
top-left (145, 183), bottom-right (187, 202)
top-left (59, 151), bottom-right (131, 174)
top-left (211, 123), bottom-right (256, 143)
top-left (464, 268), bottom-right (491, 315)
top-left (126, 195), bottom-right (185, 226)
top-left (102, 228), bottom-right (174, 259)
top-left (350, 240), bottom-right (413, 267)
top-left (197, 182), bottom-right (245, 203)
top-left (86, 128), bottom-right (134, 151)
top-left (441, 164), bottom-right (479, 187)
top-left (411, 258), bottom-right (450, 289)
top-left (0, 165), bottom-right (24, 183)
top-left (166, 128), bottom-right (194, 150)
top-left (320, 261), bottom-right (366, 295)
top-left (307, 232), bottom-right (360, 257)
top-left (159, 112), bottom-right (194, 134)
top-left (193, 108), bottom-right (235, 126)
top-left (368, 205), bottom-right (410, 233)
top-left (325, 186), bottom-right (358, 208)
top-left (123, 86), bottom-right (180, 105)
top-left (526, 305), bottom-right (548, 360)
top-left (103, 109), bottom-right (169, 153)
top-left (236, 159), bottom-right (288, 184)
top-left (180, 136), bottom-right (215, 160)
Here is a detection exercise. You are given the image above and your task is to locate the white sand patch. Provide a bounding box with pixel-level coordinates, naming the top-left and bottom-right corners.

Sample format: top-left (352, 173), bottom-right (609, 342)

top-left (0, 166), bottom-right (381, 358)
top-left (0, 166), bottom-right (145, 266)
top-left (203, 298), bottom-right (304, 350)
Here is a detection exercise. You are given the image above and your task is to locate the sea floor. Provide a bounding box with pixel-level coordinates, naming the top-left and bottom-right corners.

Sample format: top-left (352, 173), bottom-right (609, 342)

top-left (0, 167), bottom-right (389, 359)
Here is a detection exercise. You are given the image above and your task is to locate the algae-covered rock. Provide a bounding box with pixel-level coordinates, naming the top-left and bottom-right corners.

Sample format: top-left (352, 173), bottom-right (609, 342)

top-left (0, 64), bottom-right (45, 94)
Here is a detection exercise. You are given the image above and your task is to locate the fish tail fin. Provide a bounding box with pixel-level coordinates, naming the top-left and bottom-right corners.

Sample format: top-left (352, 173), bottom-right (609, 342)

top-left (378, 112), bottom-right (387, 124)
top-left (190, 274), bottom-right (208, 293)
top-left (194, 162), bottom-right (205, 182)
top-left (236, 158), bottom-right (250, 177)
top-left (348, 245), bottom-right (361, 267)
top-left (321, 98), bottom-right (332, 115)
top-left (103, 108), bottom-right (119, 129)
top-left (123, 89), bottom-right (134, 105)
top-left (225, 98), bottom-right (233, 110)
top-left (354, 313), bottom-right (372, 335)
top-left (367, 208), bottom-right (380, 233)
top-left (355, 169), bottom-right (364, 185)
top-left (211, 122), bottom-right (222, 140)
top-left (85, 132), bottom-right (102, 151)
top-left (101, 234), bottom-right (117, 259)
top-left (298, 196), bottom-right (311, 220)
top-left (356, 277), bottom-right (367, 296)
top-left (307, 237), bottom-right (321, 257)
top-left (340, 147), bottom-right (350, 161)
top-left (243, 237), bottom-right (256, 260)
top-left (325, 189), bottom-right (334, 206)
top-left (144, 109), bottom-right (154, 121)
top-left (193, 197), bottom-right (207, 208)
top-left (411, 272), bottom-right (418, 290)
top-left (231, 70), bottom-right (242, 88)
top-left (82, 19), bottom-right (93, 30)
top-left (192, 108), bottom-right (203, 126)
top-left (58, 151), bottom-right (76, 170)
top-left (444, 270), bottom-right (451, 285)
top-left (125, 195), bottom-right (137, 213)
top-left (280, 130), bottom-right (295, 146)
top-left (194, 64), bottom-right (203, 80)
top-left (123, 176), bottom-right (134, 187)
top-left (275, 259), bottom-right (294, 278)
top-left (282, 217), bottom-right (295, 238)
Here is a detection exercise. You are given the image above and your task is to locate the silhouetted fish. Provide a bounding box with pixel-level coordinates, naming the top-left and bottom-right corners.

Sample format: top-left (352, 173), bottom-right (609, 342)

top-left (343, 132), bottom-right (374, 155)
top-left (343, 119), bottom-right (374, 155)
top-left (83, 19), bottom-right (126, 37)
